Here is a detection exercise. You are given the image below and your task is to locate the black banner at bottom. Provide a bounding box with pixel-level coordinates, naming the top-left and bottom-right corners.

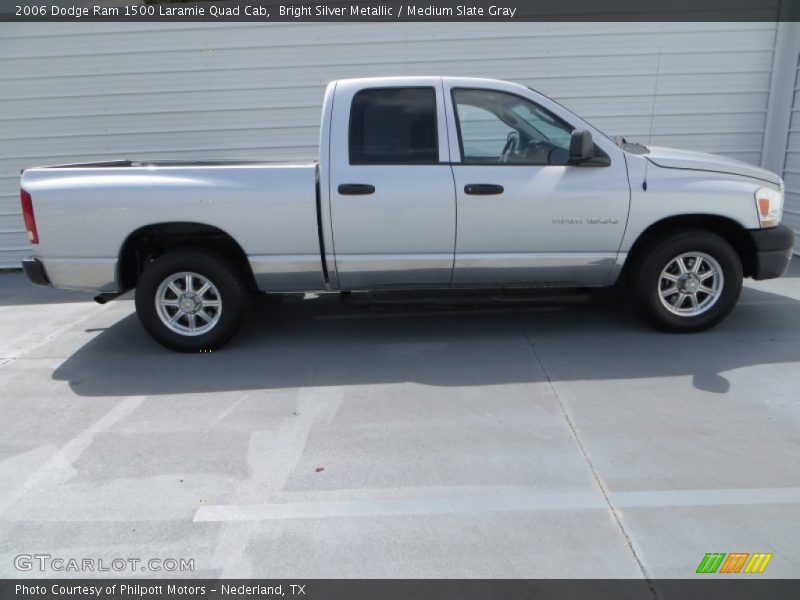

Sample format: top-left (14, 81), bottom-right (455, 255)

top-left (2, 579), bottom-right (799, 600)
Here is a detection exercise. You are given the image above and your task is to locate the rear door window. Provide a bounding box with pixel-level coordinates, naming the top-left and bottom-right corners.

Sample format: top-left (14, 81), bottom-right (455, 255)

top-left (349, 88), bottom-right (438, 164)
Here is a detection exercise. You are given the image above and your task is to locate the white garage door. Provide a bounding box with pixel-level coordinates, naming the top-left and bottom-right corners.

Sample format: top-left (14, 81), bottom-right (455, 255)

top-left (783, 62), bottom-right (800, 238)
top-left (0, 22), bottom-right (779, 267)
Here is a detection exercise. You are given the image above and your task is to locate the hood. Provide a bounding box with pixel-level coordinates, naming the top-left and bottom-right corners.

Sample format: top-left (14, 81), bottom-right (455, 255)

top-left (643, 146), bottom-right (781, 186)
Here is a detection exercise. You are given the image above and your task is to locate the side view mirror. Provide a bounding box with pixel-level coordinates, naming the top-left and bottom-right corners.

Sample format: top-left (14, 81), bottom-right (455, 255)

top-left (569, 129), bottom-right (594, 164)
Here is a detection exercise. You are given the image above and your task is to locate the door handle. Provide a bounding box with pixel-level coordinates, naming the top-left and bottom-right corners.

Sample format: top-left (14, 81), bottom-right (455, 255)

top-left (464, 184), bottom-right (504, 195)
top-left (338, 183), bottom-right (375, 195)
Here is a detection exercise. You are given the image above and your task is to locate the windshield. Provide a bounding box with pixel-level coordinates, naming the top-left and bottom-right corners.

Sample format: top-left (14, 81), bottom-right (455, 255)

top-left (527, 87), bottom-right (621, 147)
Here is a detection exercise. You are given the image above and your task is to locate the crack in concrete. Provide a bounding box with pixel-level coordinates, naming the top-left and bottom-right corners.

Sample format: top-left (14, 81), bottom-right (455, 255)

top-left (516, 313), bottom-right (658, 597)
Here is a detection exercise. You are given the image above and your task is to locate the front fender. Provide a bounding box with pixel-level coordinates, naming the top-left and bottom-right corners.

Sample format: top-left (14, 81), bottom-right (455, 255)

top-left (620, 158), bottom-right (763, 253)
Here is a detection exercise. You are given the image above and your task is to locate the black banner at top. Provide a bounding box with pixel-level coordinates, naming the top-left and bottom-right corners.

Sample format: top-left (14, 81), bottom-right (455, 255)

top-left (2, 0), bottom-right (799, 22)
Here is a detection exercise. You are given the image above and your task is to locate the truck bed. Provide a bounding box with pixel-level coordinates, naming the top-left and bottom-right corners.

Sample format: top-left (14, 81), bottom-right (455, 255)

top-left (21, 161), bottom-right (325, 292)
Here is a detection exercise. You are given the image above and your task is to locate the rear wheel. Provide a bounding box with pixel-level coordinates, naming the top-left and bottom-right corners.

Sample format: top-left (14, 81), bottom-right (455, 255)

top-left (631, 230), bottom-right (743, 332)
top-left (135, 249), bottom-right (247, 352)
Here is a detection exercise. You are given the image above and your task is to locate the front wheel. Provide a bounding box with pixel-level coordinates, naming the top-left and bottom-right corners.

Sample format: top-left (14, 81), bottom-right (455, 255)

top-left (135, 249), bottom-right (247, 352)
top-left (631, 230), bottom-right (743, 332)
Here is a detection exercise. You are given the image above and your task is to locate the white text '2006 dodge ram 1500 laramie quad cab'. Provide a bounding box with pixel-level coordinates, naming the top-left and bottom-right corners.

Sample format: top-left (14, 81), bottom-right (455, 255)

top-left (20, 77), bottom-right (794, 351)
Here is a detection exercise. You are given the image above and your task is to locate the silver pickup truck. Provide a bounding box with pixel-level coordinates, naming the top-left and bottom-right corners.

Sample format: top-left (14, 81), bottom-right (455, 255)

top-left (20, 77), bottom-right (794, 351)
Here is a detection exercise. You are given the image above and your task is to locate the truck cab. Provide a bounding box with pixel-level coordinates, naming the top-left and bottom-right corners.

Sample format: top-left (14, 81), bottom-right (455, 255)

top-left (320, 77), bottom-right (630, 290)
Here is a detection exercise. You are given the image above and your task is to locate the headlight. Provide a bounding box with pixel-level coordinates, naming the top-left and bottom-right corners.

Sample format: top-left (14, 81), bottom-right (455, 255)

top-left (755, 185), bottom-right (783, 227)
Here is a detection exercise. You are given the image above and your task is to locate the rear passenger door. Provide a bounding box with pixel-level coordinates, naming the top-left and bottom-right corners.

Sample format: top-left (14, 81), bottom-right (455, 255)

top-left (328, 80), bottom-right (456, 289)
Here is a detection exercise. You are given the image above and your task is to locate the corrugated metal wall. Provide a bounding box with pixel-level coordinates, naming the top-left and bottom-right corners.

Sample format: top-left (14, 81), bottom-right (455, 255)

top-left (784, 60), bottom-right (800, 237)
top-left (0, 22), bottom-right (781, 267)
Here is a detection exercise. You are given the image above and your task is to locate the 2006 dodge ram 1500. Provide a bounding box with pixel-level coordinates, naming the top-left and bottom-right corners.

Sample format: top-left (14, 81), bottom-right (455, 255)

top-left (20, 77), bottom-right (794, 351)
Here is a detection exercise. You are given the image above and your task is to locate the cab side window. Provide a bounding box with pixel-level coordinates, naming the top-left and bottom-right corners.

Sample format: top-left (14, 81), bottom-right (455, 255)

top-left (349, 88), bottom-right (438, 165)
top-left (452, 88), bottom-right (574, 165)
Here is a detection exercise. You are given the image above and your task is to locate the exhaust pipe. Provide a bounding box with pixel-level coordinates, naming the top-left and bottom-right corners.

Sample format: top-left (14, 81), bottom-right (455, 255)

top-left (94, 292), bottom-right (122, 304)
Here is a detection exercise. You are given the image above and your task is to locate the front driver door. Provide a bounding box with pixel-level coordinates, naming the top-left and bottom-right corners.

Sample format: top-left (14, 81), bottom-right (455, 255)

top-left (446, 84), bottom-right (630, 286)
top-left (328, 81), bottom-right (456, 289)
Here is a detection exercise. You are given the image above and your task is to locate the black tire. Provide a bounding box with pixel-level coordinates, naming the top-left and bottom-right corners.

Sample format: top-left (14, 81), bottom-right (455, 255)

top-left (630, 229), bottom-right (743, 332)
top-left (134, 249), bottom-right (248, 352)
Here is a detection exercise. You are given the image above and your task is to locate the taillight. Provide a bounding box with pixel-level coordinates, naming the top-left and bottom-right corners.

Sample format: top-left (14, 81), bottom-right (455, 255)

top-left (20, 189), bottom-right (39, 244)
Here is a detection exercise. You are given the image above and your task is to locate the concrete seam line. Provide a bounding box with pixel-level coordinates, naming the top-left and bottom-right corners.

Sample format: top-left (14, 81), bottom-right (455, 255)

top-left (193, 487), bottom-right (800, 522)
top-left (515, 312), bottom-right (658, 596)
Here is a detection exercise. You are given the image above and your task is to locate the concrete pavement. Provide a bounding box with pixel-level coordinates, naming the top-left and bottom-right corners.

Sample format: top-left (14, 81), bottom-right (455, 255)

top-left (0, 266), bottom-right (798, 580)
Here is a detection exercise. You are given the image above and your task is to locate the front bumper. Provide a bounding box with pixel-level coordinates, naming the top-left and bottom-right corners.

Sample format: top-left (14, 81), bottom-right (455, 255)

top-left (748, 224), bottom-right (795, 280)
top-left (22, 256), bottom-right (50, 286)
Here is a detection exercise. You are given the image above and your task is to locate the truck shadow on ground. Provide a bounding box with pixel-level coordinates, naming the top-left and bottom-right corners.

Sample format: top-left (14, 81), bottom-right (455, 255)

top-left (52, 284), bottom-right (800, 397)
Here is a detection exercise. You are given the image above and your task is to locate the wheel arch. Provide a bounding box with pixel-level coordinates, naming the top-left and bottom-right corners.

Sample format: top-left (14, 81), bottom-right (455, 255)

top-left (117, 222), bottom-right (256, 291)
top-left (622, 214), bottom-right (757, 279)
